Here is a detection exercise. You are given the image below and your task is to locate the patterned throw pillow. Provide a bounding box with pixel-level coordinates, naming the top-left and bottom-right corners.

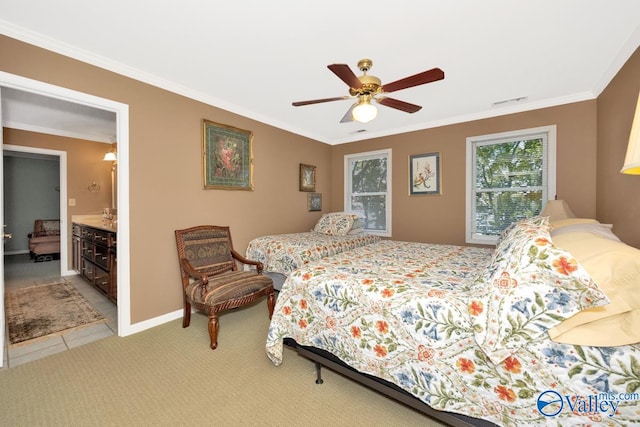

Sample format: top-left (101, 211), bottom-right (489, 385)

top-left (313, 213), bottom-right (357, 235)
top-left (469, 216), bottom-right (609, 364)
top-left (42, 220), bottom-right (60, 232)
top-left (38, 220), bottom-right (61, 236)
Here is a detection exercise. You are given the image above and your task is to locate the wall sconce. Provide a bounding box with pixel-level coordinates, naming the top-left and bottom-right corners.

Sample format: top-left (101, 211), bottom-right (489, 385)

top-left (352, 96), bottom-right (377, 123)
top-left (621, 90), bottom-right (640, 175)
top-left (103, 148), bottom-right (117, 162)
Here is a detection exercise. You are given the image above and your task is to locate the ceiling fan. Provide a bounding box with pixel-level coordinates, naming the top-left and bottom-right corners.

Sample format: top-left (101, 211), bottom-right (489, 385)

top-left (292, 59), bottom-right (444, 123)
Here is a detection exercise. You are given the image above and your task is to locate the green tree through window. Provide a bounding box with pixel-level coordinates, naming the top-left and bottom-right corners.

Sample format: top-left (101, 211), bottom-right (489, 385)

top-left (467, 126), bottom-right (556, 244)
top-left (345, 149), bottom-right (392, 236)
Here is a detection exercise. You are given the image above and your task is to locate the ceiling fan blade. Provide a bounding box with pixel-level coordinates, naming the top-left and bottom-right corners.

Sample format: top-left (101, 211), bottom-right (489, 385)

top-left (377, 97), bottom-right (422, 113)
top-left (340, 103), bottom-right (357, 123)
top-left (292, 96), bottom-right (350, 106)
top-left (382, 68), bottom-right (444, 93)
top-left (328, 64), bottom-right (363, 89)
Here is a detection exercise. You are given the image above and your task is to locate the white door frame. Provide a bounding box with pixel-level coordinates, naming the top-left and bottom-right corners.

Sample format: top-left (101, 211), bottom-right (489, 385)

top-left (0, 87), bottom-right (4, 367)
top-left (0, 72), bottom-right (132, 359)
top-left (3, 145), bottom-right (68, 271)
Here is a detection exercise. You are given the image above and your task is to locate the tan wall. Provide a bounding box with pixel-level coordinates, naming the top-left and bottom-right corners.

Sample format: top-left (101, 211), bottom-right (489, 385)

top-left (331, 101), bottom-right (598, 246)
top-left (0, 35), bottom-right (332, 323)
top-left (2, 33), bottom-right (637, 325)
top-left (3, 129), bottom-right (113, 264)
top-left (596, 46), bottom-right (640, 248)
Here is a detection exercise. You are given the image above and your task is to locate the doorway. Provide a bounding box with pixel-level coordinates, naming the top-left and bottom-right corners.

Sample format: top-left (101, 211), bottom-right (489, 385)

top-left (3, 149), bottom-right (62, 293)
top-left (0, 71), bottom-right (131, 369)
top-left (3, 148), bottom-right (64, 270)
top-left (3, 146), bottom-right (118, 367)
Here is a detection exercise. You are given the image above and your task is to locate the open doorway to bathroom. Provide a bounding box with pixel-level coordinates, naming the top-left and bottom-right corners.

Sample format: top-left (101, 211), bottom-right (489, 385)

top-left (2, 147), bottom-right (117, 367)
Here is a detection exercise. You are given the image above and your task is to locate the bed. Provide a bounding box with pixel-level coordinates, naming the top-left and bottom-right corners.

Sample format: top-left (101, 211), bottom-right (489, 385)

top-left (266, 217), bottom-right (640, 426)
top-left (245, 212), bottom-right (380, 290)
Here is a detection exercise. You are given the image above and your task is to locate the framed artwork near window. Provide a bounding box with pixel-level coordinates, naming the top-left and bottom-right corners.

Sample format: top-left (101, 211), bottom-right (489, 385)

top-left (202, 119), bottom-right (254, 190)
top-left (409, 152), bottom-right (441, 195)
top-left (307, 193), bottom-right (322, 211)
top-left (299, 163), bottom-right (316, 192)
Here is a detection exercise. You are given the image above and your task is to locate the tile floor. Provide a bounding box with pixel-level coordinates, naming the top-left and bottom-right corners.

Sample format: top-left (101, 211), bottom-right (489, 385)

top-left (2, 254), bottom-right (117, 369)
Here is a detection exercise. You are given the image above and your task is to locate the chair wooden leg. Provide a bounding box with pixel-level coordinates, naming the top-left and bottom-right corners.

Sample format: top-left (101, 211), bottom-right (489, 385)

top-left (266, 291), bottom-right (275, 319)
top-left (208, 313), bottom-right (219, 350)
top-left (183, 299), bottom-right (191, 328)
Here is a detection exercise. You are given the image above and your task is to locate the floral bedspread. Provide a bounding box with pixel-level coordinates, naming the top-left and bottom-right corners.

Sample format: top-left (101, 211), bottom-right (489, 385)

top-left (245, 231), bottom-right (380, 275)
top-left (266, 241), bottom-right (640, 426)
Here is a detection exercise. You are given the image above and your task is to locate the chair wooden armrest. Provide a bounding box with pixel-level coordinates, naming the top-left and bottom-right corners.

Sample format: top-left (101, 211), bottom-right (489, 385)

top-left (230, 248), bottom-right (264, 274)
top-left (179, 257), bottom-right (209, 286)
top-left (180, 257), bottom-right (212, 299)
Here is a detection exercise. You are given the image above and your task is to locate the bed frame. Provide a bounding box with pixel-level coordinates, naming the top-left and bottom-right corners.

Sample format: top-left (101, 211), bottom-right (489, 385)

top-left (284, 339), bottom-right (498, 427)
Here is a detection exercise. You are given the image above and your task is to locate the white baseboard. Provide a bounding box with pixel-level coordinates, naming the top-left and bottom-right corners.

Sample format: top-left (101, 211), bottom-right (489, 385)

top-left (4, 249), bottom-right (30, 255)
top-left (120, 308), bottom-right (184, 337)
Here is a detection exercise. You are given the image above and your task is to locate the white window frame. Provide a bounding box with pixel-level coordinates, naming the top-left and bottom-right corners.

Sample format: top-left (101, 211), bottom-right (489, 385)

top-left (344, 149), bottom-right (392, 237)
top-left (465, 125), bottom-right (556, 245)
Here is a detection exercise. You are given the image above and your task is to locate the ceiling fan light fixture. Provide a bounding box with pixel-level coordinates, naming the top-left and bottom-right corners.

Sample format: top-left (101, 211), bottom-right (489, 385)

top-left (352, 98), bottom-right (377, 123)
top-left (292, 59), bottom-right (444, 123)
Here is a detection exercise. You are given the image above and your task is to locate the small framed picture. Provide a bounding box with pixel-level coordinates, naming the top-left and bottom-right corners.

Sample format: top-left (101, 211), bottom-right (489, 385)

top-left (307, 193), bottom-right (322, 211)
top-left (299, 163), bottom-right (316, 192)
top-left (409, 152), bottom-right (441, 195)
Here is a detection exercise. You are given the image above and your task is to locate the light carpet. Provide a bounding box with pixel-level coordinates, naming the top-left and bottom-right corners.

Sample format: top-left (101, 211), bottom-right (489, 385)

top-left (5, 281), bottom-right (106, 347)
top-left (0, 301), bottom-right (446, 426)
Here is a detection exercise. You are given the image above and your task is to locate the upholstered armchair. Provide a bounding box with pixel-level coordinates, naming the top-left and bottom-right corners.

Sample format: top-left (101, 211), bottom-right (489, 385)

top-left (28, 219), bottom-right (61, 262)
top-left (175, 225), bottom-right (275, 349)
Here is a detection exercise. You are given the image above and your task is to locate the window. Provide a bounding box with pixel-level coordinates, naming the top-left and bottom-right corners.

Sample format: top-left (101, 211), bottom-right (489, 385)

top-left (466, 125), bottom-right (556, 245)
top-left (344, 149), bottom-right (392, 237)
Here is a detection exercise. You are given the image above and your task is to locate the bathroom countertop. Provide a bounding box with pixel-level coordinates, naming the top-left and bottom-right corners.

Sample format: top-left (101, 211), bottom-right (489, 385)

top-left (71, 215), bottom-right (117, 232)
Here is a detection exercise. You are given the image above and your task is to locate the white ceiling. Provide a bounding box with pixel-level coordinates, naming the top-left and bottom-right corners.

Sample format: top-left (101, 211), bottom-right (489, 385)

top-left (1, 1), bottom-right (640, 145)
top-left (1, 87), bottom-right (117, 143)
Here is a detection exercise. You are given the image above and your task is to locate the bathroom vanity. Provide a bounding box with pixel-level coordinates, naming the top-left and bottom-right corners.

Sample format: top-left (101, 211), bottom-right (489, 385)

top-left (72, 218), bottom-right (117, 303)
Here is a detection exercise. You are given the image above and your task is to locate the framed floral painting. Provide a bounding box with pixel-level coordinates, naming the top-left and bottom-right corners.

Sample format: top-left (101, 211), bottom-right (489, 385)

top-left (202, 119), bottom-right (254, 190)
top-left (409, 152), bottom-right (441, 195)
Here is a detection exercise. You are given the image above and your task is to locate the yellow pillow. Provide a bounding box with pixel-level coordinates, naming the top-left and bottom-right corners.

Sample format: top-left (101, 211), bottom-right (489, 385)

top-left (549, 229), bottom-right (640, 346)
top-left (549, 217), bottom-right (599, 230)
top-left (549, 309), bottom-right (640, 346)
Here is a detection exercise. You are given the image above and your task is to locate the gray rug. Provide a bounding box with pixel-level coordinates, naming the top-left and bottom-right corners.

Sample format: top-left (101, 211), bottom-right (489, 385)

top-left (5, 281), bottom-right (105, 347)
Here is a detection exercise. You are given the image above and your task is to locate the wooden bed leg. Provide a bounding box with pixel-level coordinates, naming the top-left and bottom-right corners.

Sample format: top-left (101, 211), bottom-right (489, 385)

top-left (315, 362), bottom-right (324, 384)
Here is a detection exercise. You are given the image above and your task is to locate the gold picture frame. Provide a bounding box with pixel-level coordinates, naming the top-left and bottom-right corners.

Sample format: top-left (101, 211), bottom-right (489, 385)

top-left (299, 163), bottom-right (316, 192)
top-left (202, 119), bottom-right (254, 190)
